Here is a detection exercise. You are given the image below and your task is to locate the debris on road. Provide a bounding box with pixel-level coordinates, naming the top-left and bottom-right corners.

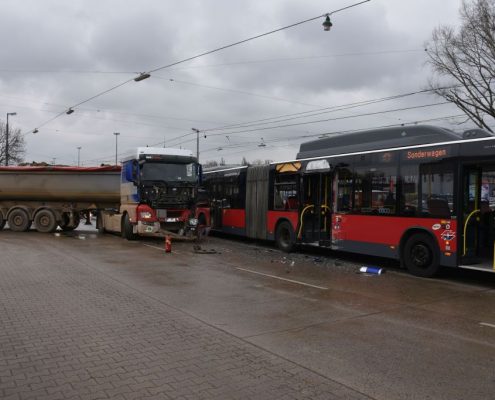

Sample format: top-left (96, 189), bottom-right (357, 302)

top-left (193, 244), bottom-right (218, 254)
top-left (358, 266), bottom-right (384, 275)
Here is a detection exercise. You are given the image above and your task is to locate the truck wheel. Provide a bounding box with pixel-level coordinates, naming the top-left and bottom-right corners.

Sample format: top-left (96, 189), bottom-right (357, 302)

top-left (60, 213), bottom-right (80, 231)
top-left (403, 233), bottom-right (440, 277)
top-left (122, 214), bottom-right (137, 241)
top-left (275, 220), bottom-right (296, 253)
top-left (34, 209), bottom-right (58, 233)
top-left (59, 213), bottom-right (74, 231)
top-left (8, 209), bottom-right (31, 232)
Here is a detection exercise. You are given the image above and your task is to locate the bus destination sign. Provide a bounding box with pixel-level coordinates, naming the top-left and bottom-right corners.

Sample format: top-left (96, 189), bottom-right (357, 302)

top-left (405, 148), bottom-right (448, 160)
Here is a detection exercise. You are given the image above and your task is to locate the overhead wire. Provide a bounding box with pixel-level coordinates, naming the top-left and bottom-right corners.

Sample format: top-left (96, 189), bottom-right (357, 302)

top-left (155, 76), bottom-right (322, 107)
top-left (199, 114), bottom-right (469, 157)
top-left (25, 0), bottom-right (372, 134)
top-left (147, 0), bottom-right (371, 75)
top-left (80, 110), bottom-right (466, 165)
top-left (0, 49), bottom-right (424, 75)
top-left (166, 101), bottom-right (454, 148)
top-left (157, 87), bottom-right (460, 148)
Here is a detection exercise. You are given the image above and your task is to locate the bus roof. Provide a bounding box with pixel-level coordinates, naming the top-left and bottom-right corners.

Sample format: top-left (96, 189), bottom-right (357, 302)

top-left (296, 125), bottom-right (491, 159)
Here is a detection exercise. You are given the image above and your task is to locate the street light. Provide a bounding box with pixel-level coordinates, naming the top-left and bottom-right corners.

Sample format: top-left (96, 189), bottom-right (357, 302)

top-left (113, 132), bottom-right (120, 165)
top-left (322, 14), bottom-right (333, 31)
top-left (77, 146), bottom-right (81, 167)
top-left (5, 112), bottom-right (17, 166)
top-left (134, 73), bottom-right (151, 82)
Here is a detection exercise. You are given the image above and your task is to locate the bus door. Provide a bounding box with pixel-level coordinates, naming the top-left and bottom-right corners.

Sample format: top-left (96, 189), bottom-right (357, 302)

top-left (211, 197), bottom-right (224, 229)
top-left (301, 169), bottom-right (332, 245)
top-left (461, 164), bottom-right (495, 268)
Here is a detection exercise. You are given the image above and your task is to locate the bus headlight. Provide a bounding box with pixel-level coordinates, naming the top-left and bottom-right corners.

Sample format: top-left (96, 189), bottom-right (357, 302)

top-left (188, 218), bottom-right (198, 226)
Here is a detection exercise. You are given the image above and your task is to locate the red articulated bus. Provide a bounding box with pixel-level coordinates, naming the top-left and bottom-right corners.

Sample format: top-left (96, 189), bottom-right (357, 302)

top-left (203, 125), bottom-right (495, 277)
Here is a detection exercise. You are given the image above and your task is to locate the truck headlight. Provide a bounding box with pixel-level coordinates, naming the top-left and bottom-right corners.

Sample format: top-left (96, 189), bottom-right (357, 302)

top-left (140, 211), bottom-right (153, 220)
top-left (188, 218), bottom-right (198, 226)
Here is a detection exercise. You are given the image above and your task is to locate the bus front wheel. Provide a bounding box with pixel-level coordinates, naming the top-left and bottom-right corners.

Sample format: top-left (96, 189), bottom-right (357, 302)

top-left (403, 233), bottom-right (440, 277)
top-left (275, 221), bottom-right (295, 253)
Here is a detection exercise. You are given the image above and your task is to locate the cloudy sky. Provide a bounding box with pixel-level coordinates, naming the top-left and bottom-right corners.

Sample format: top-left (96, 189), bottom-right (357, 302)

top-left (0, 0), bottom-right (466, 166)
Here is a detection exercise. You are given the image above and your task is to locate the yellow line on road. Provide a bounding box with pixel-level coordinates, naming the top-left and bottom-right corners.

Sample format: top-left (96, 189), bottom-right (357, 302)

top-left (235, 267), bottom-right (328, 290)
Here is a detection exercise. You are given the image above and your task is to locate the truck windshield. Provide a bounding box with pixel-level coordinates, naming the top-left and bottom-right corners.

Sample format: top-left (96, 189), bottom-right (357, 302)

top-left (141, 162), bottom-right (196, 182)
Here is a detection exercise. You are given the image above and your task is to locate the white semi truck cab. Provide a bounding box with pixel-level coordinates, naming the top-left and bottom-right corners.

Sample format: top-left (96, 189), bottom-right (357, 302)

top-left (99, 147), bottom-right (210, 240)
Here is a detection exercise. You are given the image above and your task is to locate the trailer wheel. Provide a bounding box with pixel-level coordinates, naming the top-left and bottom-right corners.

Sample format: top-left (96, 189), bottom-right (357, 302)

top-left (59, 213), bottom-right (78, 231)
top-left (403, 233), bottom-right (440, 277)
top-left (0, 213), bottom-right (5, 230)
top-left (34, 209), bottom-right (58, 233)
top-left (122, 214), bottom-right (137, 241)
top-left (275, 220), bottom-right (296, 253)
top-left (8, 209), bottom-right (31, 232)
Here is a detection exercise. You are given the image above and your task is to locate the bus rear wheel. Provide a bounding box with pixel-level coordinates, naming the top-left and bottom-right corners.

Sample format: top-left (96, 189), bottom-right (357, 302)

top-left (275, 221), bottom-right (295, 253)
top-left (403, 233), bottom-right (440, 277)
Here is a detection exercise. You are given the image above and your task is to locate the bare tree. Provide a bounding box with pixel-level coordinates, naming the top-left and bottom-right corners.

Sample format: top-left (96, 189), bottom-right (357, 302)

top-left (202, 160), bottom-right (219, 169)
top-left (426, 0), bottom-right (495, 132)
top-left (0, 121), bottom-right (26, 165)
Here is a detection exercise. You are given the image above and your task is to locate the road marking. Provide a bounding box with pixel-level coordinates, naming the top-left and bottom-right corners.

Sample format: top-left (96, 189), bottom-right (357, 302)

top-left (143, 243), bottom-right (181, 254)
top-left (235, 267), bottom-right (328, 290)
top-left (480, 322), bottom-right (495, 329)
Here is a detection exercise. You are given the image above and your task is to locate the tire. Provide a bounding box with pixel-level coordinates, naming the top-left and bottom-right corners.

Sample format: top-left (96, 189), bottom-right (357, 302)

top-left (8, 209), bottom-right (31, 232)
top-left (122, 214), bottom-right (137, 240)
top-left (34, 209), bottom-right (58, 233)
top-left (0, 212), bottom-right (5, 230)
top-left (58, 212), bottom-right (79, 231)
top-left (96, 213), bottom-right (105, 234)
top-left (403, 233), bottom-right (440, 277)
top-left (275, 220), bottom-right (296, 253)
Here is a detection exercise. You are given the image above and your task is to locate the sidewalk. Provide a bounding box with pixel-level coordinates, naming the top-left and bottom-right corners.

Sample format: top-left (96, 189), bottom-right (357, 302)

top-left (0, 233), bottom-right (371, 400)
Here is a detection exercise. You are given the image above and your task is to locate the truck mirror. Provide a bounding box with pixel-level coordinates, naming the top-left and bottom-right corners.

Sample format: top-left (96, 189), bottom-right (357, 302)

top-left (124, 161), bottom-right (138, 184)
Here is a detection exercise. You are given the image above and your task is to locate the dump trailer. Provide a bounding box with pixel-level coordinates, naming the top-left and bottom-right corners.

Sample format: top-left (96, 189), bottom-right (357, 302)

top-left (98, 147), bottom-right (210, 240)
top-left (0, 166), bottom-right (121, 232)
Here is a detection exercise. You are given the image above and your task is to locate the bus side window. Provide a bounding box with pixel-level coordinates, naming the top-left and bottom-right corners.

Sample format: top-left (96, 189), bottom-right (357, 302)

top-left (336, 168), bottom-right (352, 212)
top-left (420, 162), bottom-right (454, 217)
top-left (427, 198), bottom-right (451, 218)
top-left (286, 196), bottom-right (298, 210)
top-left (274, 174), bottom-right (298, 211)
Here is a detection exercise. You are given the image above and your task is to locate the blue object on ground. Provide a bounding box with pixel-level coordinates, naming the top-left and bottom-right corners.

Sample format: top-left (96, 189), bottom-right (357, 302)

top-left (359, 266), bottom-right (384, 275)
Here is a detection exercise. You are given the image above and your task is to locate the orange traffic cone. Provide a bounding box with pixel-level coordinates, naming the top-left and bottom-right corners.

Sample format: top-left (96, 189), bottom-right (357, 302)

top-left (165, 235), bottom-right (172, 253)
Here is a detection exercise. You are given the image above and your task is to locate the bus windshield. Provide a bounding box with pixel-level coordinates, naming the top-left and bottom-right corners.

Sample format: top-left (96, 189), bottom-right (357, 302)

top-left (141, 162), bottom-right (196, 182)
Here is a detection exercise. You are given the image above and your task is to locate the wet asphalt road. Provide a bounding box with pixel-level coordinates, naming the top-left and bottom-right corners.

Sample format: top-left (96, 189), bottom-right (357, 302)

top-left (1, 226), bottom-right (495, 399)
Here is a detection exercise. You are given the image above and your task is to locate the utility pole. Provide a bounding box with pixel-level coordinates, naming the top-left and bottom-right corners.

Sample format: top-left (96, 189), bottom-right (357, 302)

top-left (77, 146), bottom-right (81, 167)
top-left (192, 128), bottom-right (200, 162)
top-left (5, 112), bottom-right (17, 166)
top-left (113, 132), bottom-right (120, 165)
